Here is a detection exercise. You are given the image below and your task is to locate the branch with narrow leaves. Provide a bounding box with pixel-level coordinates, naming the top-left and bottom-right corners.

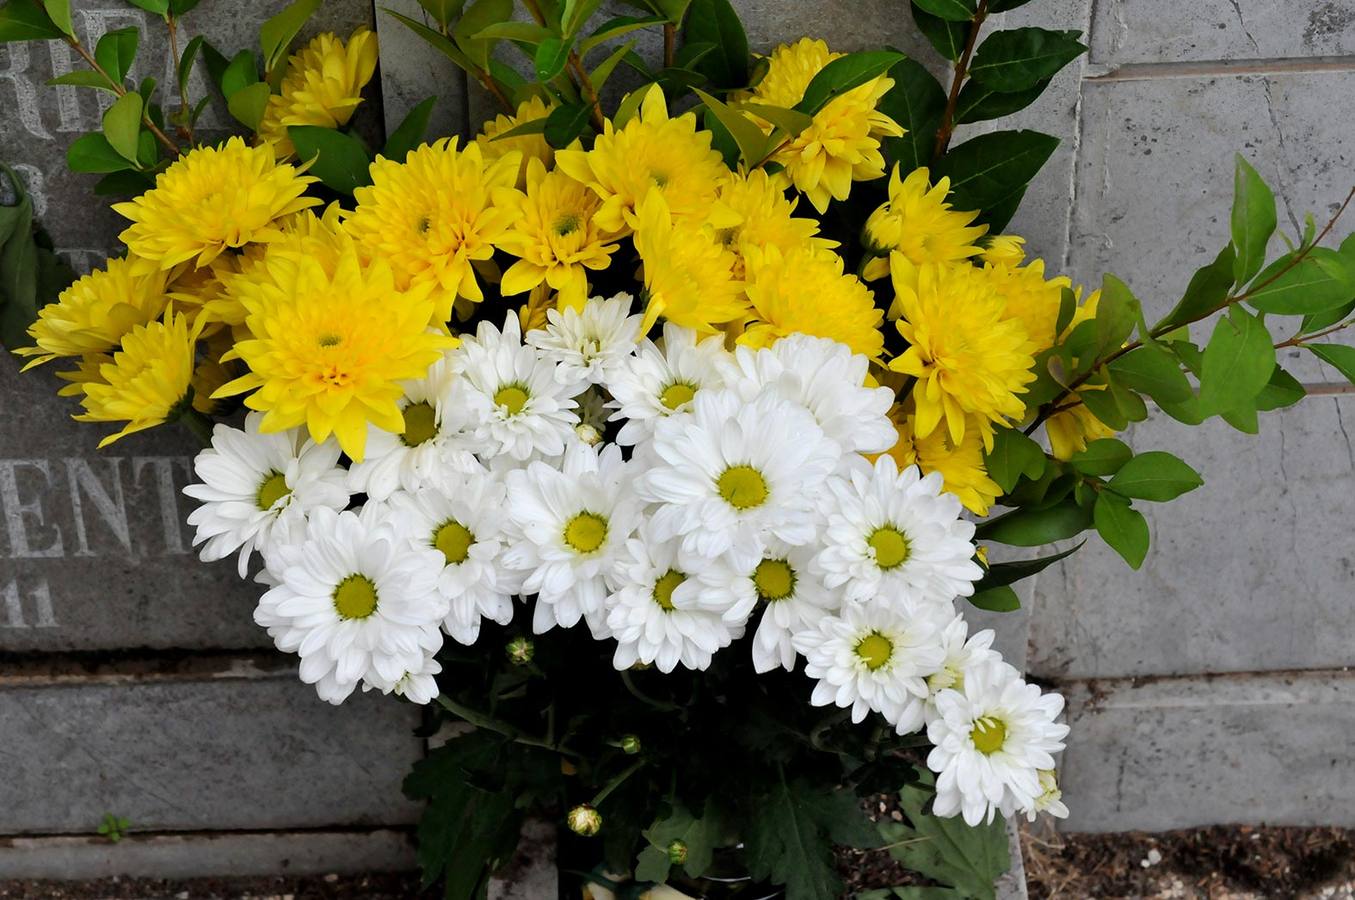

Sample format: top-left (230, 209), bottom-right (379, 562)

top-left (931, 0), bottom-right (989, 162)
top-left (67, 38), bottom-right (181, 157)
top-left (165, 14), bottom-right (196, 146)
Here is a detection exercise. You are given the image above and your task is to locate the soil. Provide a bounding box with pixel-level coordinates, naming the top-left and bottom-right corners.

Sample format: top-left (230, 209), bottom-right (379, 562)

top-left (0, 873), bottom-right (428, 900)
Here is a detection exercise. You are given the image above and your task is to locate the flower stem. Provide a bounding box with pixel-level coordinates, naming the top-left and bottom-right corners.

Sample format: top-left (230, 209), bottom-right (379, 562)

top-left (177, 407), bottom-right (215, 446)
top-left (435, 695), bottom-right (578, 757)
top-left (931, 0), bottom-right (989, 163)
top-left (591, 759), bottom-right (644, 807)
top-left (620, 669), bottom-right (681, 711)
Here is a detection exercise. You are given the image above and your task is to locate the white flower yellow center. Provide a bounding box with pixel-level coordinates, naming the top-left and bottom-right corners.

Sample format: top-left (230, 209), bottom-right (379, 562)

top-left (717, 465), bottom-right (768, 510)
top-left (401, 401), bottom-right (438, 446)
top-left (494, 383), bottom-right (530, 416)
top-left (653, 569), bottom-right (685, 612)
top-left (563, 512), bottom-right (608, 554)
top-left (854, 631), bottom-right (894, 671)
top-left (333, 573), bottom-right (379, 620)
top-left (753, 558), bottom-right (795, 601)
top-left (927, 664), bottom-right (962, 694)
top-left (971, 715), bottom-right (1008, 755)
top-left (659, 381), bottom-right (696, 410)
top-left (433, 519), bottom-right (474, 565)
top-left (868, 525), bottom-right (910, 570)
top-left (256, 470), bottom-right (290, 511)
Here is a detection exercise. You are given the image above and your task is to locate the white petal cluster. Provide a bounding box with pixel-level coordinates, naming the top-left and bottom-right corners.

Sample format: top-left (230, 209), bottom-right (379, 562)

top-left (181, 295), bottom-right (1071, 824)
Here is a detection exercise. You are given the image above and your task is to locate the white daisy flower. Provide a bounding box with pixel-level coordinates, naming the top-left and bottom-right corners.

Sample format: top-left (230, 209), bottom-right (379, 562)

top-left (503, 442), bottom-right (640, 636)
top-left (926, 658), bottom-right (1071, 826)
top-left (605, 523), bottom-right (743, 673)
top-left (925, 617), bottom-right (998, 717)
top-left (605, 323), bottom-right (733, 446)
top-left (791, 599), bottom-right (949, 735)
top-left (733, 538), bottom-right (840, 674)
top-left (637, 388), bottom-right (839, 569)
top-left (525, 293), bottom-right (642, 386)
top-left (1024, 770), bottom-right (1070, 822)
top-left (347, 352), bottom-right (484, 500)
top-left (815, 455), bottom-right (982, 606)
top-left (726, 335), bottom-right (897, 455)
top-left (384, 476), bottom-right (522, 646)
top-left (362, 649), bottom-right (443, 705)
top-left (455, 313), bottom-right (582, 460)
top-left (255, 505), bottom-right (448, 705)
top-left (184, 412), bottom-right (350, 577)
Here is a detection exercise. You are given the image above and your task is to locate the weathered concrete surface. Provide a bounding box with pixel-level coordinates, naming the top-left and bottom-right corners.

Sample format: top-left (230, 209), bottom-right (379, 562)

top-left (0, 670), bottom-right (422, 834)
top-left (1058, 668), bottom-right (1355, 832)
top-left (0, 829), bottom-right (415, 879)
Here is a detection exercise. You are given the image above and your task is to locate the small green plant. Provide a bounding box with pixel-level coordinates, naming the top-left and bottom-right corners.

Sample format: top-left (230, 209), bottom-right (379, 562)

top-left (97, 812), bottom-right (131, 843)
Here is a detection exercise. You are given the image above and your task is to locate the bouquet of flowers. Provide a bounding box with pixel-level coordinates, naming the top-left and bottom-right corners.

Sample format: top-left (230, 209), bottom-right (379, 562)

top-left (4, 0), bottom-right (1354, 896)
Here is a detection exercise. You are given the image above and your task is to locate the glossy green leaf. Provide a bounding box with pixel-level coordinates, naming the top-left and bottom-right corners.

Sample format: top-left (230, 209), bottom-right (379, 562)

top-left (635, 802), bottom-right (719, 882)
top-left (288, 125), bottom-right (373, 194)
top-left (1109, 344), bottom-right (1192, 403)
top-left (984, 428), bottom-right (1046, 494)
top-left (1094, 492), bottom-right (1148, 569)
top-left (794, 50), bottom-right (903, 115)
top-left (969, 27), bottom-right (1085, 93)
top-left (0, 0), bottom-right (65, 41)
top-left (416, 0), bottom-right (465, 27)
top-left (612, 82), bottom-right (656, 128)
top-left (453, 0), bottom-right (514, 71)
top-left (47, 70), bottom-right (117, 92)
top-left (1308, 343), bottom-right (1355, 386)
top-left (1107, 451), bottom-right (1203, 502)
top-left (383, 9), bottom-right (477, 73)
top-left (588, 39), bottom-right (634, 90)
top-left (126, 0), bottom-right (170, 13)
top-left (1070, 438), bottom-right (1133, 477)
top-left (968, 585), bottom-right (1020, 612)
top-left (177, 34), bottom-right (204, 98)
top-left (1198, 304), bottom-right (1275, 415)
top-left (1231, 155), bottom-right (1276, 286)
top-left (1158, 245), bottom-right (1235, 332)
top-left (226, 80), bottom-right (271, 130)
top-left (580, 14), bottom-right (664, 53)
top-left (93, 170), bottom-right (154, 196)
top-left (911, 3), bottom-right (969, 62)
top-left (95, 26), bottom-right (139, 85)
top-left (694, 88), bottom-right (770, 166)
top-left (1255, 365), bottom-right (1306, 411)
top-left (683, 0), bottom-right (747, 88)
top-left (740, 102), bottom-right (814, 139)
top-left (977, 499), bottom-right (1093, 547)
top-left (473, 21), bottom-right (553, 43)
top-left (883, 781), bottom-right (1011, 896)
top-left (1080, 381), bottom-right (1129, 431)
top-left (543, 101), bottom-right (593, 147)
top-left (879, 58), bottom-right (947, 173)
top-left (1300, 298), bottom-right (1355, 334)
top-left (168, 0), bottom-right (201, 12)
top-left (102, 91), bottom-right (144, 163)
top-left (912, 0), bottom-right (977, 21)
top-left (533, 36), bottom-right (572, 80)
top-left (954, 77), bottom-right (1049, 124)
top-left (561, 0), bottom-right (605, 37)
top-left (933, 130), bottom-right (1058, 233)
top-left (382, 96), bottom-right (436, 161)
top-left (973, 542), bottom-right (1083, 593)
top-left (1093, 273), bottom-right (1140, 359)
top-left (40, 0), bottom-right (73, 37)
top-left (1246, 249), bottom-right (1355, 315)
top-left (66, 132), bottom-right (135, 173)
top-left (260, 0), bottom-right (320, 74)
top-left (221, 49), bottom-right (259, 97)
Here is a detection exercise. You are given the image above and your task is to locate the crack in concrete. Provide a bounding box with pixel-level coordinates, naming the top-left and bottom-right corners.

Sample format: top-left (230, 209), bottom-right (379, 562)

top-left (1261, 79), bottom-right (1305, 239)
top-left (1227, 0), bottom-right (1262, 55)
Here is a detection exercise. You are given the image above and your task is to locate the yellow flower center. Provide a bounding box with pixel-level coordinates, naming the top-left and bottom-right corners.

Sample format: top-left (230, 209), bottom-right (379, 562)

top-left (717, 465), bottom-right (768, 510)
top-left (401, 401), bottom-right (438, 447)
top-left (854, 632), bottom-right (894, 671)
top-left (659, 381), bottom-right (696, 410)
top-left (318, 333), bottom-right (342, 348)
top-left (971, 715), bottom-right (1008, 755)
top-left (753, 558), bottom-right (795, 601)
top-left (563, 512), bottom-right (608, 554)
top-left (553, 213), bottom-right (581, 236)
top-left (653, 569), bottom-right (685, 612)
top-left (256, 471), bottom-right (290, 511)
top-left (417, 214), bottom-right (432, 234)
top-left (333, 574), bottom-right (379, 620)
top-left (494, 384), bottom-right (530, 416)
top-left (868, 526), bottom-right (910, 570)
top-left (433, 520), bottom-right (474, 565)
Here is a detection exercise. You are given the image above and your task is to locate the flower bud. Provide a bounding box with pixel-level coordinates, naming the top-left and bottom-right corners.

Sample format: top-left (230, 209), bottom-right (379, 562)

top-left (575, 423), bottom-right (603, 446)
top-left (506, 636), bottom-right (535, 666)
top-left (567, 804), bottom-right (602, 836)
top-left (667, 839), bottom-right (688, 866)
top-left (861, 203), bottom-right (901, 257)
top-left (619, 734), bottom-right (642, 755)
top-left (980, 234), bottom-right (1027, 268)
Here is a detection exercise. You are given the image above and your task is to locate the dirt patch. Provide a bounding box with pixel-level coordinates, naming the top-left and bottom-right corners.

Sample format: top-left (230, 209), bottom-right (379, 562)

top-left (0, 872), bottom-right (427, 899)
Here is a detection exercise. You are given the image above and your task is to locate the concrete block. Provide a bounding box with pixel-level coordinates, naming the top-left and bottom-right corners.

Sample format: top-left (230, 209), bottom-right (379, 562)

top-left (1028, 394), bottom-right (1355, 681)
top-left (0, 668), bottom-right (423, 834)
top-left (1089, 0), bottom-right (1355, 66)
top-left (1057, 668), bottom-right (1355, 832)
top-left (0, 829), bottom-right (415, 879)
top-left (1069, 70), bottom-right (1355, 383)
top-left (374, 0), bottom-right (471, 141)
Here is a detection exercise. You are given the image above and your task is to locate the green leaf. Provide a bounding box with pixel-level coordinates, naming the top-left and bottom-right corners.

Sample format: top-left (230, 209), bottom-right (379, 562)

top-left (544, 101), bottom-right (593, 148)
top-left (1247, 249), bottom-right (1355, 315)
top-left (637, 801), bottom-right (719, 881)
top-left (969, 27), bottom-right (1085, 93)
top-left (260, 0), bottom-right (321, 75)
top-left (580, 14), bottom-right (664, 53)
top-left (1231, 155), bottom-right (1276, 286)
top-left (561, 0), bottom-right (605, 37)
top-left (102, 92), bottom-right (144, 164)
top-left (973, 542), bottom-right (1083, 593)
top-left (740, 102), bottom-right (815, 139)
top-left (1093, 273), bottom-right (1140, 359)
top-left (612, 82), bottom-right (656, 128)
top-left (1094, 492), bottom-right (1149, 569)
top-left (1300, 298), bottom-right (1355, 334)
top-left (383, 9), bottom-right (477, 73)
top-left (40, 0), bottom-right (73, 37)
top-left (976, 499), bottom-right (1093, 546)
top-left (1198, 304), bottom-right (1275, 416)
top-left (880, 58), bottom-right (947, 173)
top-left (168, 0), bottom-right (200, 12)
top-left (912, 0), bottom-right (976, 20)
top-left (0, 165), bottom-right (38, 350)
top-left (968, 584), bottom-right (1020, 612)
top-left (683, 0), bottom-right (747, 89)
top-left (226, 81), bottom-right (271, 130)
top-left (694, 88), bottom-right (770, 166)
top-left (473, 21), bottom-right (553, 43)
top-left (382, 96), bottom-right (436, 161)
top-left (125, 0), bottom-right (170, 13)
top-left (417, 0), bottom-right (465, 27)
top-left (589, 38), bottom-right (635, 90)
top-left (66, 132), bottom-right (135, 173)
top-left (1308, 343), bottom-right (1355, 385)
top-left (983, 428), bottom-right (1046, 494)
top-left (954, 77), bottom-right (1049, 124)
top-left (933, 130), bottom-right (1058, 233)
top-left (1080, 381), bottom-right (1129, 430)
top-left (93, 170), bottom-right (154, 196)
top-left (1256, 364), bottom-right (1306, 411)
top-left (795, 50), bottom-right (903, 115)
top-left (288, 125), bottom-right (373, 194)
top-left (489, 116), bottom-right (549, 142)
top-left (177, 34), bottom-right (204, 98)
top-left (533, 36), bottom-right (572, 81)
top-left (883, 781), bottom-right (1010, 898)
top-left (911, 3), bottom-right (970, 62)
top-left (454, 0), bottom-right (515, 70)
top-left (0, 0), bottom-right (65, 41)
top-left (95, 26), bottom-right (139, 85)
top-left (47, 70), bottom-right (118, 93)
top-left (1109, 344), bottom-right (1192, 403)
top-left (221, 49), bottom-right (260, 98)
top-left (1069, 438), bottom-right (1132, 477)
top-left (1107, 451), bottom-right (1203, 502)
top-left (1055, 286), bottom-right (1077, 337)
top-left (1158, 245), bottom-right (1235, 332)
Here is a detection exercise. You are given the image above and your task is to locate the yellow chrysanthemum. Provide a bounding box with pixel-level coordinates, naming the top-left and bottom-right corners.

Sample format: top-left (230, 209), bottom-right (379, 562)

top-left (75, 310), bottom-right (204, 448)
top-left (984, 258), bottom-right (1073, 352)
top-left (213, 230), bottom-right (453, 460)
top-left (493, 158), bottom-right (620, 311)
top-left (1047, 394), bottom-right (1116, 460)
top-left (633, 189), bottom-right (746, 333)
top-left (862, 166), bottom-right (987, 280)
top-left (476, 95), bottom-right (556, 187)
top-left (555, 87), bottom-right (729, 232)
top-left (981, 235), bottom-right (1027, 267)
top-left (888, 257), bottom-right (1037, 448)
top-left (258, 27), bottom-right (379, 159)
top-left (18, 257), bottom-right (168, 367)
top-left (344, 138), bottom-right (520, 326)
top-left (739, 244), bottom-right (884, 358)
top-left (884, 407), bottom-right (1002, 515)
top-left (113, 137), bottom-right (319, 270)
top-left (55, 353), bottom-right (110, 399)
top-left (710, 169), bottom-right (835, 279)
top-left (736, 38), bottom-right (903, 213)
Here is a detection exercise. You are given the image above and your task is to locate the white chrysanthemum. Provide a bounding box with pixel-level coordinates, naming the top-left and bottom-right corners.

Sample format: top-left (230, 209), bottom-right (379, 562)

top-left (347, 352), bottom-right (484, 500)
top-left (816, 455), bottom-right (982, 605)
top-left (255, 505), bottom-right (448, 705)
top-left (384, 476), bottom-right (521, 645)
top-left (791, 599), bottom-right (948, 734)
top-left (184, 412), bottom-right (350, 577)
top-left (504, 441), bottom-right (640, 636)
top-left (925, 617), bottom-right (998, 717)
top-left (1025, 770), bottom-right (1070, 822)
top-left (605, 323), bottom-right (733, 445)
top-left (726, 335), bottom-right (896, 455)
top-left (637, 388), bottom-right (839, 569)
top-left (525, 293), bottom-right (642, 386)
top-left (730, 538), bottom-right (840, 674)
top-left (605, 522), bottom-right (743, 672)
top-left (362, 649), bottom-right (443, 705)
top-left (455, 313), bottom-right (582, 460)
top-left (926, 659), bottom-right (1070, 826)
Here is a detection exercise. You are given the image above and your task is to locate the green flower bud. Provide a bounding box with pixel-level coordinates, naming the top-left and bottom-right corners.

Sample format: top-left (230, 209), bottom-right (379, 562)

top-left (667, 839), bottom-right (688, 866)
top-left (619, 734), bottom-right (642, 755)
top-left (505, 636), bottom-right (534, 666)
top-left (567, 804), bottom-right (602, 837)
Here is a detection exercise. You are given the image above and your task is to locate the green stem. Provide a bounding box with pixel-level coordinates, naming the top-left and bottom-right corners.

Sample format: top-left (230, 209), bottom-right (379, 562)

top-left (177, 407), bottom-right (215, 446)
top-left (435, 695), bottom-right (577, 757)
top-left (931, 0), bottom-right (989, 163)
top-left (591, 759), bottom-right (644, 807)
top-left (620, 669), bottom-right (681, 712)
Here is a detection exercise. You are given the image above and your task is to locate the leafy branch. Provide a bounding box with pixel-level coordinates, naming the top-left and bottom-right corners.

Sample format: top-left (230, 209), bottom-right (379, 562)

top-left (931, 0), bottom-right (988, 162)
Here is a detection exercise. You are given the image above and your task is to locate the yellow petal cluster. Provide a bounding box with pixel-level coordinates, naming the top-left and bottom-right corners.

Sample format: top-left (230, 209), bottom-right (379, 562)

top-left (633, 189), bottom-right (746, 333)
top-left (476, 95), bottom-right (557, 187)
top-left (862, 166), bottom-right (987, 279)
top-left (710, 169), bottom-right (835, 279)
top-left (884, 407), bottom-right (1002, 516)
top-left (258, 28), bottom-right (379, 159)
top-left (18, 257), bottom-right (168, 367)
top-left (740, 244), bottom-right (883, 358)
